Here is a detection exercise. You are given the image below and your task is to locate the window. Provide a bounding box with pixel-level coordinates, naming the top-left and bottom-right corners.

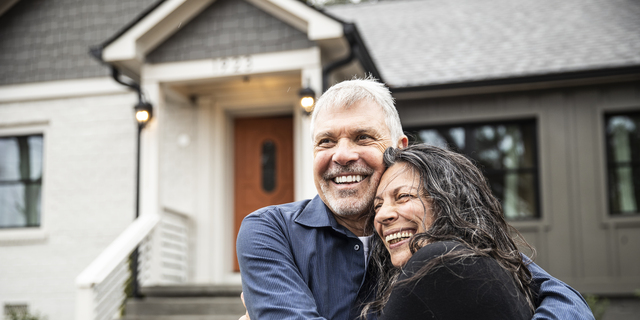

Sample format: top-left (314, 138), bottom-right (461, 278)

top-left (0, 134), bottom-right (43, 228)
top-left (407, 119), bottom-right (539, 220)
top-left (605, 111), bottom-right (640, 215)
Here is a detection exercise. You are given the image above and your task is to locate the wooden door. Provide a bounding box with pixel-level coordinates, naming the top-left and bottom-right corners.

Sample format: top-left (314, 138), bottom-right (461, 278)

top-left (234, 116), bottom-right (294, 271)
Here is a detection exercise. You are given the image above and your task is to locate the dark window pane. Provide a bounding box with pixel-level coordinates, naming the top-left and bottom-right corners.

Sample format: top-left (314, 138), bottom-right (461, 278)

top-left (0, 182), bottom-right (41, 228)
top-left (485, 172), bottom-right (538, 219)
top-left (606, 112), bottom-right (640, 215)
top-left (408, 120), bottom-right (539, 220)
top-left (416, 127), bottom-right (465, 151)
top-left (28, 136), bottom-right (43, 180)
top-left (0, 134), bottom-right (43, 228)
top-left (472, 123), bottom-right (536, 170)
top-left (608, 164), bottom-right (640, 214)
top-left (261, 140), bottom-right (276, 193)
top-left (0, 137), bottom-right (21, 180)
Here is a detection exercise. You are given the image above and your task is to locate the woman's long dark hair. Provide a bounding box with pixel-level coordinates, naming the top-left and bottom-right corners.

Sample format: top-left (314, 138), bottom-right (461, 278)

top-left (361, 144), bottom-right (536, 318)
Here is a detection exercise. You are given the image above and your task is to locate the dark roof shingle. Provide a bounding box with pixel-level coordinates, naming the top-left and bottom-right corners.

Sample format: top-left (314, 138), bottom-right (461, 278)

top-left (327, 0), bottom-right (640, 87)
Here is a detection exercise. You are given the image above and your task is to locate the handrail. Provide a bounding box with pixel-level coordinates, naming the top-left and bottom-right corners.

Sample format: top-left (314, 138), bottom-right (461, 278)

top-left (76, 214), bottom-right (161, 287)
top-left (75, 214), bottom-right (161, 320)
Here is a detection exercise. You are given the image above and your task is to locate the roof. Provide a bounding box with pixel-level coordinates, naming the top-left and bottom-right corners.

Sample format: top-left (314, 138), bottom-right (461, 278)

top-left (0, 0), bottom-right (158, 86)
top-left (326, 0), bottom-right (640, 88)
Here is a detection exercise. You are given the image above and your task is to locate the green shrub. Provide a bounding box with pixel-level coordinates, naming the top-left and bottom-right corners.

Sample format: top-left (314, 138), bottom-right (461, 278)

top-left (6, 309), bottom-right (46, 320)
top-left (585, 295), bottom-right (609, 320)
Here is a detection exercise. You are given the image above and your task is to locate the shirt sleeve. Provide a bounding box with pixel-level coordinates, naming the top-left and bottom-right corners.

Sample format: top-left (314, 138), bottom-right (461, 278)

top-left (236, 209), bottom-right (327, 320)
top-left (526, 256), bottom-right (595, 320)
top-left (380, 242), bottom-right (532, 320)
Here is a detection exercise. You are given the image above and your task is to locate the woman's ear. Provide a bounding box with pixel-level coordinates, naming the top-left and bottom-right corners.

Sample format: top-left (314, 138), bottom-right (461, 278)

top-left (398, 136), bottom-right (408, 148)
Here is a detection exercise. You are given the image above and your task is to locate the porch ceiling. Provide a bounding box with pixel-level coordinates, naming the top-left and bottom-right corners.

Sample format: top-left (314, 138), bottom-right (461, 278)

top-left (169, 72), bottom-right (302, 108)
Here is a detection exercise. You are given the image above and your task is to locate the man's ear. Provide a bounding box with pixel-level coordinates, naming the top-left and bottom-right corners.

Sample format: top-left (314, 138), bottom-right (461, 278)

top-left (397, 135), bottom-right (408, 149)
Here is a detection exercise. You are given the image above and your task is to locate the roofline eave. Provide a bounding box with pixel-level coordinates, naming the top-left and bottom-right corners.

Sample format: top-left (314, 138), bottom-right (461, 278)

top-left (390, 65), bottom-right (640, 99)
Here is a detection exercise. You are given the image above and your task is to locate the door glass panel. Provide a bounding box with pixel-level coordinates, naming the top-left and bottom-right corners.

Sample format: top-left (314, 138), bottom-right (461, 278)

top-left (262, 140), bottom-right (276, 192)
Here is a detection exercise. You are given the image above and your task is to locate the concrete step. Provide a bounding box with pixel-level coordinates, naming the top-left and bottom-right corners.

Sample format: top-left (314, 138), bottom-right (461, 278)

top-left (123, 285), bottom-right (245, 320)
top-left (125, 297), bottom-right (246, 316)
top-left (123, 316), bottom-right (241, 320)
top-left (141, 285), bottom-right (242, 298)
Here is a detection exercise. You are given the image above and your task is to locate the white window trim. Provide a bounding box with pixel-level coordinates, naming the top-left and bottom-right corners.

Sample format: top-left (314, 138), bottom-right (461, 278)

top-left (0, 121), bottom-right (49, 245)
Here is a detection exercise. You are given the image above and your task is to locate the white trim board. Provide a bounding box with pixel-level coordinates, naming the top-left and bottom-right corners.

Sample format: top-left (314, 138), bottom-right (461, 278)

top-left (103, 0), bottom-right (215, 75)
top-left (142, 47), bottom-right (322, 83)
top-left (245, 0), bottom-right (342, 40)
top-left (102, 0), bottom-right (341, 76)
top-left (0, 78), bottom-right (130, 103)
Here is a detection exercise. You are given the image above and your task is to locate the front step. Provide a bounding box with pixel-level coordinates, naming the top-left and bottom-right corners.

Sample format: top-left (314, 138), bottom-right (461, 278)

top-left (123, 285), bottom-right (245, 320)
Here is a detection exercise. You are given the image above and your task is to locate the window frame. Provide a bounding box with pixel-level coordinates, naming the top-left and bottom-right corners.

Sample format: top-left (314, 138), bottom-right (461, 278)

top-left (405, 118), bottom-right (542, 220)
top-left (0, 123), bottom-right (48, 244)
top-left (604, 109), bottom-right (640, 216)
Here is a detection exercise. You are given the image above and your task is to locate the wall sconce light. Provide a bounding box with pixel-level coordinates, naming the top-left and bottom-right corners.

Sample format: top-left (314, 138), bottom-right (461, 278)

top-left (134, 101), bottom-right (153, 127)
top-left (299, 87), bottom-right (316, 115)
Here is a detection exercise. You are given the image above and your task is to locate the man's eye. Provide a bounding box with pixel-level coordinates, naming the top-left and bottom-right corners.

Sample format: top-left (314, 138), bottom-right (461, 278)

top-left (357, 134), bottom-right (372, 141)
top-left (317, 138), bottom-right (332, 146)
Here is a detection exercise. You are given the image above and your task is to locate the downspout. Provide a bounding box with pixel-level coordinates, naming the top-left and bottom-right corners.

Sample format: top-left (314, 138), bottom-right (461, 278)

top-left (89, 48), bottom-right (147, 300)
top-left (322, 22), bottom-right (383, 92)
top-left (322, 23), bottom-right (357, 92)
top-left (109, 66), bottom-right (145, 104)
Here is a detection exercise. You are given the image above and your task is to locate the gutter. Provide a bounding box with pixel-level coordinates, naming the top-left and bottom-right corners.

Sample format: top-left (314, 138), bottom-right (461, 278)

top-left (390, 65), bottom-right (640, 95)
top-left (88, 0), bottom-right (165, 102)
top-left (319, 11), bottom-right (383, 91)
top-left (89, 0), bottom-right (166, 66)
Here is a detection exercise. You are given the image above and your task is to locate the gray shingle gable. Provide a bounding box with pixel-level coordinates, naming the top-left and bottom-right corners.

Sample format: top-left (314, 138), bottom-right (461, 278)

top-left (146, 0), bottom-right (315, 64)
top-left (327, 0), bottom-right (640, 88)
top-left (0, 0), bottom-right (158, 86)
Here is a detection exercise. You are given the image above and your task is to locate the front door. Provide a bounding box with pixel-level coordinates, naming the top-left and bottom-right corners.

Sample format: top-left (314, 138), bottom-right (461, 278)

top-left (233, 116), bottom-right (294, 271)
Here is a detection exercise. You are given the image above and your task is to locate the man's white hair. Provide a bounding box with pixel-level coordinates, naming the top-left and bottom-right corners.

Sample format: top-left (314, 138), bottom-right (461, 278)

top-left (310, 77), bottom-right (403, 145)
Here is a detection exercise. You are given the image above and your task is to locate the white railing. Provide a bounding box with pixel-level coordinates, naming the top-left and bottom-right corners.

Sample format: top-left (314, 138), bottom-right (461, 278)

top-left (139, 208), bottom-right (190, 286)
top-left (75, 208), bottom-right (191, 320)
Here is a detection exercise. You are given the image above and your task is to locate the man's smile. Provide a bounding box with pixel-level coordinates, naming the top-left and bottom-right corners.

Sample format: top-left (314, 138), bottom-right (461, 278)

top-left (333, 175), bottom-right (365, 184)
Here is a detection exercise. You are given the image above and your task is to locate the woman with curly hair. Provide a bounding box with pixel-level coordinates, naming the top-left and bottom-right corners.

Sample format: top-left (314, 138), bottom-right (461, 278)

top-left (363, 144), bottom-right (536, 320)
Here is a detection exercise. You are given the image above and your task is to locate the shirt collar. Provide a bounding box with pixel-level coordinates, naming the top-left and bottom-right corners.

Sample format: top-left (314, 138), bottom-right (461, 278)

top-left (295, 195), bottom-right (352, 236)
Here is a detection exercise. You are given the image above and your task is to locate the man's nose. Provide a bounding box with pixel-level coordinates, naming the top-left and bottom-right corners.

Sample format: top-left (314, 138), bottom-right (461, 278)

top-left (332, 139), bottom-right (359, 165)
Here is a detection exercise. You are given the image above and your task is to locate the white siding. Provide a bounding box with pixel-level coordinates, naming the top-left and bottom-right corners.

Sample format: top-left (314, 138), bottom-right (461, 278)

top-left (0, 91), bottom-right (138, 320)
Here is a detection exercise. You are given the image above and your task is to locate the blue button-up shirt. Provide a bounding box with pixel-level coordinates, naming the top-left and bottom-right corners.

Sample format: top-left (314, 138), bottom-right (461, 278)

top-left (237, 195), bottom-right (594, 320)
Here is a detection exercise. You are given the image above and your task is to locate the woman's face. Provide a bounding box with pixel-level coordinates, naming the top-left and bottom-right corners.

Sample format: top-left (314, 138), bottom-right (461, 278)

top-left (374, 163), bottom-right (434, 267)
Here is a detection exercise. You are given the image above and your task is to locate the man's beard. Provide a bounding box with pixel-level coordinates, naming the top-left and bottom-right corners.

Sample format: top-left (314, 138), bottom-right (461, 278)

top-left (320, 163), bottom-right (377, 216)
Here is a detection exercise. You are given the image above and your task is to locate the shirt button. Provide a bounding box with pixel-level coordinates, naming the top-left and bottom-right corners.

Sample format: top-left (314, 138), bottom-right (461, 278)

top-left (354, 244), bottom-right (360, 251)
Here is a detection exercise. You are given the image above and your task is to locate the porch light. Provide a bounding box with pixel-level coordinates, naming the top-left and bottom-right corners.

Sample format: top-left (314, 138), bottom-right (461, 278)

top-left (134, 101), bottom-right (153, 127)
top-left (299, 87), bottom-right (316, 115)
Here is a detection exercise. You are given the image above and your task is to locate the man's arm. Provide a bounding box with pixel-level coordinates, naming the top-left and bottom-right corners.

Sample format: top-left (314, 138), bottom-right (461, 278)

top-left (526, 258), bottom-right (595, 320)
top-left (236, 209), bottom-right (326, 320)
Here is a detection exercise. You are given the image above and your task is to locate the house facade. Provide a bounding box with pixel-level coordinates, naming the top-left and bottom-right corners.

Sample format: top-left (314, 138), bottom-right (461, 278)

top-left (0, 0), bottom-right (639, 319)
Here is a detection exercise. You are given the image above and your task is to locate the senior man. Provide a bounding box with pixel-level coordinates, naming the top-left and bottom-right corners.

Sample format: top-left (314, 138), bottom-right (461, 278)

top-left (236, 78), bottom-right (593, 320)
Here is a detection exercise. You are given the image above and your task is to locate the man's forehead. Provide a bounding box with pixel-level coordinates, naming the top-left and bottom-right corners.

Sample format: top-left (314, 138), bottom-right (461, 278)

top-left (314, 100), bottom-right (386, 126)
top-left (314, 125), bottom-right (382, 138)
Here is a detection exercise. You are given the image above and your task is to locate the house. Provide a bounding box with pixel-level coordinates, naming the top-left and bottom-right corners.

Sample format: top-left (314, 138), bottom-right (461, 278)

top-left (0, 0), bottom-right (638, 319)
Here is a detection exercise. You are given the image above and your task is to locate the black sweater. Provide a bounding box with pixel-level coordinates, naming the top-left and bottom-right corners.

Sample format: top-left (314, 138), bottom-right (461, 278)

top-left (379, 241), bottom-right (533, 320)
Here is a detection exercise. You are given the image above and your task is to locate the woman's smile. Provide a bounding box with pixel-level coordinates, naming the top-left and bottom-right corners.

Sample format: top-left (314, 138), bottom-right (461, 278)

top-left (374, 163), bottom-right (433, 267)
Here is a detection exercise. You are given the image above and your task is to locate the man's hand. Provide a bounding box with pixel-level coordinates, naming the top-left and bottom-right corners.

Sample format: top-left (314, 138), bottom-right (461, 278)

top-left (239, 292), bottom-right (251, 320)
